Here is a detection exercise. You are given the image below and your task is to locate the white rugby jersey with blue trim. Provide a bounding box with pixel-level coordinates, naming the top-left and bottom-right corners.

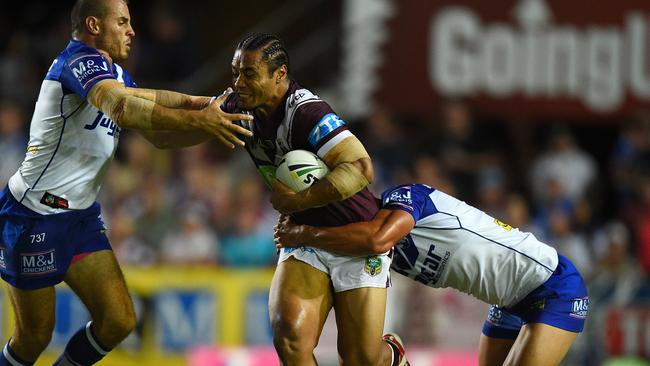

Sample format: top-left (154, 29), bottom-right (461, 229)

top-left (8, 40), bottom-right (136, 215)
top-left (384, 184), bottom-right (559, 308)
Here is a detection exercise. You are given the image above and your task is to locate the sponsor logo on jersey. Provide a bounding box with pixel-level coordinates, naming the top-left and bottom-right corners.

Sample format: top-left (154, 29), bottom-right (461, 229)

top-left (85, 111), bottom-right (121, 137)
top-left (494, 218), bottom-right (513, 231)
top-left (70, 56), bottom-right (111, 87)
top-left (0, 247), bottom-right (6, 269)
top-left (570, 297), bottom-right (589, 319)
top-left (385, 188), bottom-right (414, 211)
top-left (288, 92), bottom-right (307, 109)
top-left (27, 145), bottom-right (38, 154)
top-left (21, 249), bottom-right (57, 275)
top-left (414, 244), bottom-right (451, 285)
top-left (364, 255), bottom-right (383, 276)
top-left (308, 113), bottom-right (345, 146)
top-left (287, 90), bottom-right (312, 109)
top-left (40, 192), bottom-right (69, 209)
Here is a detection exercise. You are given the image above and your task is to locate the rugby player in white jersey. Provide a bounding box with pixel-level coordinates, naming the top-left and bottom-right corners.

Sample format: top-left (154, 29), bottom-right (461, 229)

top-left (0, 0), bottom-right (253, 365)
top-left (222, 34), bottom-right (408, 365)
top-left (275, 184), bottom-right (589, 366)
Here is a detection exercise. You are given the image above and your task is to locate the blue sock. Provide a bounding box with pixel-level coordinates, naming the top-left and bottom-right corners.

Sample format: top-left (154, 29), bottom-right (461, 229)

top-left (54, 322), bottom-right (110, 366)
top-left (0, 341), bottom-right (34, 366)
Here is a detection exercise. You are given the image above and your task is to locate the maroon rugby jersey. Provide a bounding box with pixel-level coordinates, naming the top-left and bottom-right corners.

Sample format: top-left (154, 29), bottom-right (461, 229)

top-left (222, 80), bottom-right (378, 227)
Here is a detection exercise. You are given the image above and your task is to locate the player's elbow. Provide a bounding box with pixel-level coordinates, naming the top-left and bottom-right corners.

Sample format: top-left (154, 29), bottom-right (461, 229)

top-left (109, 95), bottom-right (128, 128)
top-left (368, 236), bottom-right (392, 255)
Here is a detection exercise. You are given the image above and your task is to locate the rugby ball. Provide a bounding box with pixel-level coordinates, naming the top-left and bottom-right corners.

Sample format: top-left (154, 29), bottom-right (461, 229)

top-left (275, 150), bottom-right (329, 192)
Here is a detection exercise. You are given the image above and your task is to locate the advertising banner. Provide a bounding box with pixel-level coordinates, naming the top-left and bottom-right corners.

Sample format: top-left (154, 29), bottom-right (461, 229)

top-left (375, 0), bottom-right (650, 119)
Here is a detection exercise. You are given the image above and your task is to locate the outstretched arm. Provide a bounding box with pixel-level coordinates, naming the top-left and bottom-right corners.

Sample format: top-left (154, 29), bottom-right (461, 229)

top-left (126, 88), bottom-right (213, 110)
top-left (274, 209), bottom-right (415, 256)
top-left (133, 88), bottom-right (217, 148)
top-left (87, 80), bottom-right (252, 148)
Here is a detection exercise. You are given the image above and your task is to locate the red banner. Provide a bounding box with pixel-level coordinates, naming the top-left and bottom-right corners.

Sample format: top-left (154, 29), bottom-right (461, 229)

top-left (376, 0), bottom-right (650, 119)
top-left (606, 307), bottom-right (650, 359)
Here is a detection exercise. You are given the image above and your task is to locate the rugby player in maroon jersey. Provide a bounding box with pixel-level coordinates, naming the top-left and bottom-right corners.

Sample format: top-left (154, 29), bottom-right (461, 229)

top-left (222, 33), bottom-right (409, 366)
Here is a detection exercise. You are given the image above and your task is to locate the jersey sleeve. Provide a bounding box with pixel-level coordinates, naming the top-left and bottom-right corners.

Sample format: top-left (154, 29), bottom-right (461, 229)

top-left (380, 184), bottom-right (437, 222)
top-left (291, 102), bottom-right (353, 159)
top-left (120, 66), bottom-right (137, 88)
top-left (59, 49), bottom-right (115, 98)
top-left (220, 93), bottom-right (238, 113)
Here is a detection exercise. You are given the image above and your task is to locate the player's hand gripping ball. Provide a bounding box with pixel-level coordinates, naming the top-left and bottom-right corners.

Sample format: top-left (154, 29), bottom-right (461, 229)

top-left (275, 150), bottom-right (329, 192)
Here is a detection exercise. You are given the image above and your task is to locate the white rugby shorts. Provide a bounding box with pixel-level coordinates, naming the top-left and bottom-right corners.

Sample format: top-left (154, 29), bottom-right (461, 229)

top-left (278, 246), bottom-right (392, 292)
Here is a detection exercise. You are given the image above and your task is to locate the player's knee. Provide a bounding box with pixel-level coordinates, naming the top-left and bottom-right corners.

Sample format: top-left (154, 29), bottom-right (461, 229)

top-left (15, 325), bottom-right (53, 351)
top-left (95, 305), bottom-right (136, 345)
top-left (272, 334), bottom-right (314, 361)
top-left (271, 316), bottom-right (317, 358)
top-left (108, 310), bottom-right (136, 340)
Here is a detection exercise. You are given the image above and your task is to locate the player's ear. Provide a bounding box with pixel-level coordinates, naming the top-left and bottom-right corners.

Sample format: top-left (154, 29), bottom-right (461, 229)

top-left (276, 64), bottom-right (288, 83)
top-left (86, 16), bottom-right (101, 35)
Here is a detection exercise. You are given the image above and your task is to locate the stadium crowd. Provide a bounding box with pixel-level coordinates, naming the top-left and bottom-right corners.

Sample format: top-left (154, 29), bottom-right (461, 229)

top-left (1, 2), bottom-right (649, 365)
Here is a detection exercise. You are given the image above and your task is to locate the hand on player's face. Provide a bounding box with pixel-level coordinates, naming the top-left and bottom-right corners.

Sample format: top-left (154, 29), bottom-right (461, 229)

top-left (270, 179), bottom-right (302, 214)
top-left (273, 214), bottom-right (300, 249)
top-left (199, 88), bottom-right (253, 148)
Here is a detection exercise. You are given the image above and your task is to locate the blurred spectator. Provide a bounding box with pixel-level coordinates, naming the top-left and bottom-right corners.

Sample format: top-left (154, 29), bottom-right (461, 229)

top-left (590, 221), bottom-right (642, 306)
top-left (219, 175), bottom-right (276, 267)
top-left (503, 193), bottom-right (544, 239)
top-left (530, 125), bottom-right (597, 205)
top-left (0, 101), bottom-right (28, 187)
top-left (0, 31), bottom-right (40, 106)
top-left (623, 171), bottom-right (650, 275)
top-left (611, 111), bottom-right (650, 209)
top-left (129, 176), bottom-right (179, 258)
top-left (410, 154), bottom-right (455, 195)
top-left (583, 221), bottom-right (644, 365)
top-left (134, 1), bottom-right (201, 89)
top-left (362, 107), bottom-right (411, 191)
top-left (160, 204), bottom-right (219, 265)
top-left (433, 100), bottom-right (481, 200)
top-left (109, 208), bottom-right (156, 266)
top-left (545, 205), bottom-right (594, 279)
top-left (476, 164), bottom-right (507, 218)
top-left (422, 100), bottom-right (507, 203)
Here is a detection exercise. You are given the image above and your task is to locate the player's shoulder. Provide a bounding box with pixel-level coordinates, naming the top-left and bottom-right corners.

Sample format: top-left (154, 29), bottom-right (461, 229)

top-left (286, 83), bottom-right (321, 110)
top-left (60, 40), bottom-right (105, 65)
top-left (381, 184), bottom-right (437, 217)
top-left (46, 40), bottom-right (100, 81)
top-left (113, 63), bottom-right (136, 87)
top-left (51, 40), bottom-right (111, 80)
top-left (382, 184), bottom-right (434, 203)
top-left (286, 81), bottom-right (334, 116)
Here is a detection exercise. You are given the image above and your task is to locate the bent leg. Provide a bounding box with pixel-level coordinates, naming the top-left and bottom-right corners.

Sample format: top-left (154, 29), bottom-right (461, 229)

top-left (63, 250), bottom-right (136, 349)
top-left (478, 334), bottom-right (515, 366)
top-left (269, 257), bottom-right (333, 366)
top-left (334, 287), bottom-right (387, 366)
top-left (504, 323), bottom-right (578, 366)
top-left (5, 285), bottom-right (56, 363)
